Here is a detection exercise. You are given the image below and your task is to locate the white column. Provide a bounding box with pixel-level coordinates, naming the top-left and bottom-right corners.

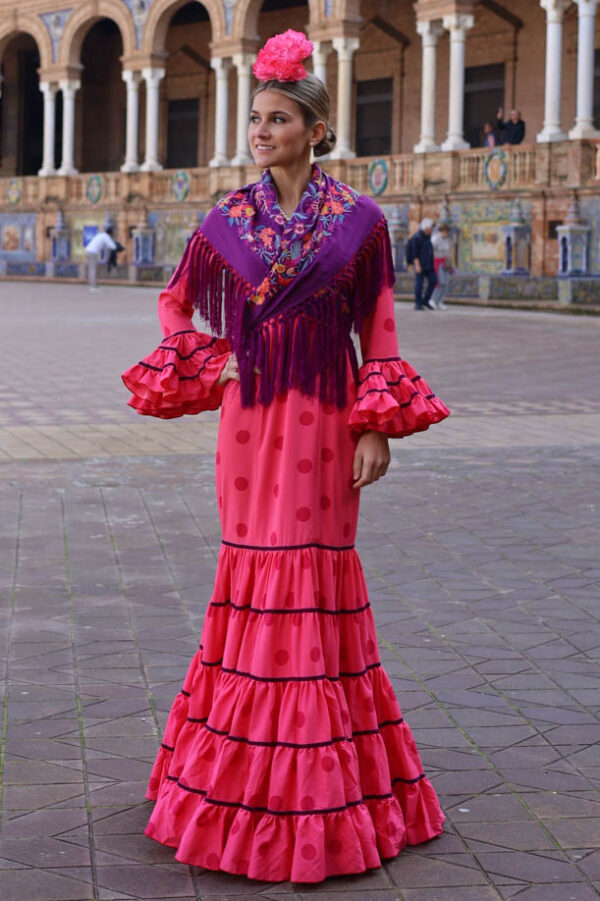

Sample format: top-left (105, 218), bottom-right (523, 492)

top-left (441, 14), bottom-right (474, 151)
top-left (141, 67), bottom-right (165, 171)
top-left (569, 0), bottom-right (600, 139)
top-left (330, 37), bottom-right (359, 159)
top-left (414, 20), bottom-right (444, 153)
top-left (210, 57), bottom-right (231, 167)
top-left (231, 54), bottom-right (253, 166)
top-left (38, 81), bottom-right (58, 176)
top-left (537, 0), bottom-right (570, 142)
top-left (121, 70), bottom-right (142, 172)
top-left (312, 40), bottom-right (328, 85)
top-left (57, 80), bottom-right (79, 175)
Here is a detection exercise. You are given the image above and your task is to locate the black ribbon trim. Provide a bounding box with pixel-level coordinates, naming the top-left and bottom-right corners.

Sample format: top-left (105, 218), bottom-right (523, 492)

top-left (355, 388), bottom-right (437, 407)
top-left (161, 742), bottom-right (175, 752)
top-left (139, 352), bottom-right (221, 380)
top-left (168, 778), bottom-right (394, 815)
top-left (362, 356), bottom-right (402, 364)
top-left (198, 661), bottom-right (382, 683)
top-left (192, 716), bottom-right (405, 749)
top-left (222, 539), bottom-right (355, 552)
top-left (157, 336), bottom-right (218, 360)
top-left (357, 371), bottom-right (406, 387)
top-left (209, 599), bottom-right (371, 616)
top-left (392, 773), bottom-right (426, 785)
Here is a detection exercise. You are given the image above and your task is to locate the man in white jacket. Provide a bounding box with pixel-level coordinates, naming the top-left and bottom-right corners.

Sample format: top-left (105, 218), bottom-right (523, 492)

top-left (84, 227), bottom-right (117, 290)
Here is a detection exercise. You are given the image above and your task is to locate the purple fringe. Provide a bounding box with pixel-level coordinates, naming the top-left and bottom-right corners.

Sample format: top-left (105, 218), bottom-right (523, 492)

top-left (169, 218), bottom-right (395, 408)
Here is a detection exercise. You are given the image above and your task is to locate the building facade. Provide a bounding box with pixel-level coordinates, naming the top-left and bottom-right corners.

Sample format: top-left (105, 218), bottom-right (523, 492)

top-left (1, 0), bottom-right (600, 288)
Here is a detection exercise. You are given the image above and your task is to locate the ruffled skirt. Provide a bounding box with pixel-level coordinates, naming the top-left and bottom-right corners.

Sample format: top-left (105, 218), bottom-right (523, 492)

top-left (145, 544), bottom-right (445, 882)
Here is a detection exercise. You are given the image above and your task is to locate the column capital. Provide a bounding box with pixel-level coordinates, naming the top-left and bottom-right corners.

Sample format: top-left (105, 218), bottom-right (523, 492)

top-left (573, 0), bottom-right (598, 11)
top-left (312, 40), bottom-right (330, 63)
top-left (416, 19), bottom-right (444, 45)
top-left (332, 36), bottom-right (360, 60)
top-left (211, 56), bottom-right (232, 75)
top-left (540, 0), bottom-right (571, 23)
top-left (232, 53), bottom-right (253, 71)
top-left (39, 81), bottom-right (59, 97)
top-left (141, 66), bottom-right (165, 86)
top-left (122, 70), bottom-right (142, 87)
top-left (442, 13), bottom-right (474, 35)
top-left (59, 79), bottom-right (80, 95)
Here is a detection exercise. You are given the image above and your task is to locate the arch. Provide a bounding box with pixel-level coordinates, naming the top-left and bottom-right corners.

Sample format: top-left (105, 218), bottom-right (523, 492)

top-left (0, 14), bottom-right (53, 70)
top-left (332, 0), bottom-right (361, 20)
top-left (231, 0), bottom-right (320, 44)
top-left (143, 0), bottom-right (222, 55)
top-left (58, 0), bottom-right (136, 66)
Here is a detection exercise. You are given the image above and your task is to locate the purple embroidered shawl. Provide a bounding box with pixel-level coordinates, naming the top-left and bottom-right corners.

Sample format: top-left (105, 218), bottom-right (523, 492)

top-left (168, 165), bottom-right (394, 407)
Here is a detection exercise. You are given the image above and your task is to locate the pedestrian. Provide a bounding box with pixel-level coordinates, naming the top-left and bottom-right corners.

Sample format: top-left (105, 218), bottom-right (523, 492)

top-left (482, 121), bottom-right (499, 148)
top-left (431, 224), bottom-right (454, 310)
top-left (84, 226), bottom-right (117, 291)
top-left (107, 239), bottom-right (125, 273)
top-left (496, 107), bottom-right (525, 145)
top-left (406, 218), bottom-right (437, 310)
top-left (122, 28), bottom-right (448, 884)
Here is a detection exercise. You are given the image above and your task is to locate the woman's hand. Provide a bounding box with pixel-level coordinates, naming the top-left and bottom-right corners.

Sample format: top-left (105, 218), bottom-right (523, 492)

top-left (352, 431), bottom-right (391, 489)
top-left (218, 353), bottom-right (240, 385)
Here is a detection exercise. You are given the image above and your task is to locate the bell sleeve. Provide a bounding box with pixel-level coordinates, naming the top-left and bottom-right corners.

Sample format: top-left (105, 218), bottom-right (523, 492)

top-left (121, 276), bottom-right (231, 419)
top-left (349, 284), bottom-right (450, 438)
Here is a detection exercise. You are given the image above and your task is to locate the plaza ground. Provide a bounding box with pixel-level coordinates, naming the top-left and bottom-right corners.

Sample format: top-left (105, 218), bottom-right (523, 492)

top-left (0, 282), bottom-right (599, 901)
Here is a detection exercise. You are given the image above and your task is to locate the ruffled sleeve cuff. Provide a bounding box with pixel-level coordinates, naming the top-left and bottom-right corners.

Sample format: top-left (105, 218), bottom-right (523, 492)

top-left (349, 357), bottom-right (450, 438)
top-left (122, 330), bottom-right (230, 419)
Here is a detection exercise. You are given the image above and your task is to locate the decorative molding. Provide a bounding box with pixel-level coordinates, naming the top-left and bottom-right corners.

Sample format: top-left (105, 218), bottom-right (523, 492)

top-left (40, 9), bottom-right (73, 63)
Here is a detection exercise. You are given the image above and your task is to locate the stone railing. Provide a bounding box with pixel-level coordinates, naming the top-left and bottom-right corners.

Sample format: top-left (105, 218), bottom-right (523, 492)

top-left (1, 140), bottom-right (600, 216)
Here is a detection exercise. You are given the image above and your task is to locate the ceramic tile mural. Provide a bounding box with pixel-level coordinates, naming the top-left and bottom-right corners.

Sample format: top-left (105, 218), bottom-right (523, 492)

top-left (575, 197), bottom-right (600, 275)
top-left (0, 213), bottom-right (36, 261)
top-left (450, 199), bottom-right (533, 275)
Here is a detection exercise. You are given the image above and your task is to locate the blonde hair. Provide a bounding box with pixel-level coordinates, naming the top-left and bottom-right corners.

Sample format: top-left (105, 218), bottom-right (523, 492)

top-left (253, 73), bottom-right (336, 157)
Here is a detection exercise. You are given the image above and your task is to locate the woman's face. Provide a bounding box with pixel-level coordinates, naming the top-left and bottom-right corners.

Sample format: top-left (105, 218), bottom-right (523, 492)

top-left (248, 89), bottom-right (324, 169)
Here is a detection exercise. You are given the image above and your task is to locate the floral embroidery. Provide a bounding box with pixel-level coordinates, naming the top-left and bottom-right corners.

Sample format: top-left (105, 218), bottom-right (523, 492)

top-left (217, 166), bottom-right (359, 306)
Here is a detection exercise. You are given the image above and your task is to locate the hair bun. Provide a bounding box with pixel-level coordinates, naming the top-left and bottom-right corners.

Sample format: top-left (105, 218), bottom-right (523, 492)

top-left (314, 125), bottom-right (336, 157)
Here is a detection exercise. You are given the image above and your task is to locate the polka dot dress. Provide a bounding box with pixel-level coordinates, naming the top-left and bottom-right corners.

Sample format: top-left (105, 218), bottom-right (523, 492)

top-left (135, 285), bottom-right (448, 883)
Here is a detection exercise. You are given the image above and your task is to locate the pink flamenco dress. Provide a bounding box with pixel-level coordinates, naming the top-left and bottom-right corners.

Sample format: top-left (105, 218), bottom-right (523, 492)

top-left (122, 273), bottom-right (449, 883)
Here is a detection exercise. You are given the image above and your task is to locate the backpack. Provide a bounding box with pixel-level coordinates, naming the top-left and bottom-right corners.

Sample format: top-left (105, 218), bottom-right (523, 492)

top-left (405, 234), bottom-right (416, 266)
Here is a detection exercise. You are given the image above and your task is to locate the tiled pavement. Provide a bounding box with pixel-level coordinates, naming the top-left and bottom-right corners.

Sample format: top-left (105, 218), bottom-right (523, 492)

top-left (1, 281), bottom-right (599, 901)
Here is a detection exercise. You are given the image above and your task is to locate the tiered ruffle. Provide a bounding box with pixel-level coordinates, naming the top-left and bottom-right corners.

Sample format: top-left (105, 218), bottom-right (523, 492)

top-left (146, 544), bottom-right (445, 882)
top-left (349, 358), bottom-right (450, 438)
top-left (121, 329), bottom-right (230, 418)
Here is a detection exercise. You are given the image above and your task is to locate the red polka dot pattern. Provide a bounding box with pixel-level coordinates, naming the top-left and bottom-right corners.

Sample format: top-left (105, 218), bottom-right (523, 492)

top-left (234, 476), bottom-right (248, 491)
top-left (301, 795), bottom-right (315, 810)
top-left (310, 646), bottom-right (320, 662)
top-left (297, 459), bottom-right (312, 473)
top-left (296, 507), bottom-right (311, 522)
top-left (299, 411), bottom-right (314, 425)
top-left (236, 429), bottom-right (250, 444)
top-left (343, 522), bottom-right (352, 537)
top-left (269, 795), bottom-right (283, 810)
top-left (383, 317), bottom-right (395, 332)
top-left (273, 483), bottom-right (280, 497)
top-left (321, 754), bottom-right (335, 772)
top-left (284, 591), bottom-right (294, 607)
top-left (274, 435), bottom-right (284, 450)
top-left (235, 523), bottom-right (248, 537)
top-left (206, 852), bottom-right (220, 868)
top-left (321, 447), bottom-right (334, 462)
top-left (296, 711), bottom-right (306, 727)
top-left (215, 451), bottom-right (221, 464)
top-left (275, 649), bottom-right (289, 666)
top-left (366, 639), bottom-right (377, 655)
top-left (320, 495), bottom-right (331, 510)
top-left (301, 843), bottom-right (317, 860)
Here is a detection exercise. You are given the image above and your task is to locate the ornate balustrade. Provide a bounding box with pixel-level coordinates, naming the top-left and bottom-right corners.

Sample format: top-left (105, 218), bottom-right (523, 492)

top-left (1, 141), bottom-right (600, 216)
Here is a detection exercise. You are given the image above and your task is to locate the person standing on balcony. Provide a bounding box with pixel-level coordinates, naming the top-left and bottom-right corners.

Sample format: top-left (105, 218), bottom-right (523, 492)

top-left (122, 29), bottom-right (448, 884)
top-left (496, 107), bottom-right (525, 145)
top-left (407, 219), bottom-right (437, 310)
top-left (84, 226), bottom-right (117, 291)
top-left (482, 121), bottom-right (500, 148)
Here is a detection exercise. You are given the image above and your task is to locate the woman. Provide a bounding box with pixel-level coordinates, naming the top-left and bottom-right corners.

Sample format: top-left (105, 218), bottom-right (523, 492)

top-left (122, 30), bottom-right (449, 884)
top-left (431, 224), bottom-right (454, 311)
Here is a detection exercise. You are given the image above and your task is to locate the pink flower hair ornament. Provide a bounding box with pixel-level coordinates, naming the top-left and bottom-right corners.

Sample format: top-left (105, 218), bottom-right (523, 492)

top-left (253, 29), bottom-right (314, 82)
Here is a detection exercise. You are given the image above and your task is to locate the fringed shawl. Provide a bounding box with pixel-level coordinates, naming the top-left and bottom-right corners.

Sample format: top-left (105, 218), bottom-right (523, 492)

top-left (168, 165), bottom-right (395, 407)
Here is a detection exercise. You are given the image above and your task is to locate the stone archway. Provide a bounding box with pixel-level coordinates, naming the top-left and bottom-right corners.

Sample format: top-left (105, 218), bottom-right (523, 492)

top-left (58, 0), bottom-right (136, 66)
top-left (231, 0), bottom-right (320, 43)
top-left (142, 0), bottom-right (224, 55)
top-left (78, 19), bottom-right (126, 171)
top-left (0, 32), bottom-right (45, 175)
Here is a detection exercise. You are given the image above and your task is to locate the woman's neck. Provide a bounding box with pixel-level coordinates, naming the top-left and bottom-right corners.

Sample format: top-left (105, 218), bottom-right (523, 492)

top-left (269, 159), bottom-right (314, 218)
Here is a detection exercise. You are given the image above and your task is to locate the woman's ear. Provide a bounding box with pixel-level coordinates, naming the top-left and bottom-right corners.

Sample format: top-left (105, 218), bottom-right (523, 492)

top-left (311, 121), bottom-right (326, 147)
